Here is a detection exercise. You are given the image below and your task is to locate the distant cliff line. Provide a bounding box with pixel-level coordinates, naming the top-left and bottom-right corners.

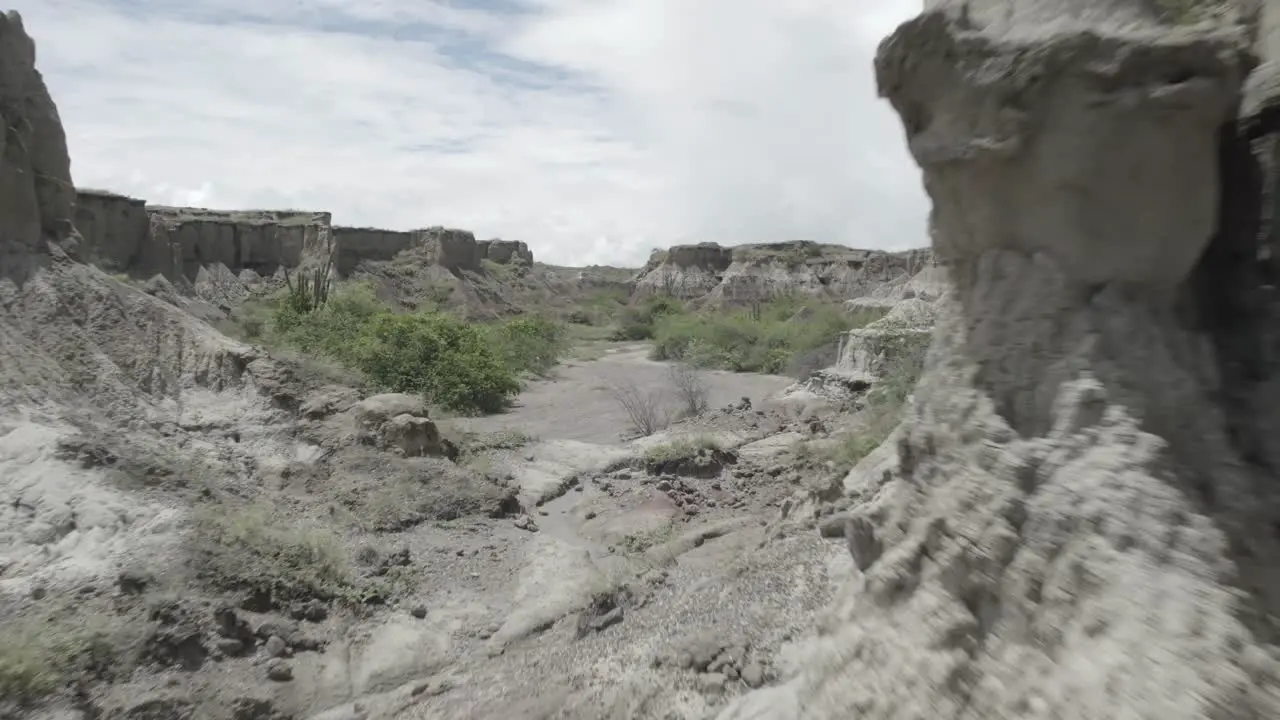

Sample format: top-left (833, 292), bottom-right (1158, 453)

top-left (72, 188), bottom-right (534, 282)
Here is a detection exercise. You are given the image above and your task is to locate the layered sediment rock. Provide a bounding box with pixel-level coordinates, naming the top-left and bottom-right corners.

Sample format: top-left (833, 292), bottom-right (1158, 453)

top-left (478, 238), bottom-right (533, 265)
top-left (72, 190), bottom-right (536, 281)
top-left (723, 2), bottom-right (1280, 718)
top-left (146, 206), bottom-right (329, 280)
top-left (332, 226), bottom-right (415, 277)
top-left (72, 189), bottom-right (148, 271)
top-left (633, 241), bottom-right (931, 304)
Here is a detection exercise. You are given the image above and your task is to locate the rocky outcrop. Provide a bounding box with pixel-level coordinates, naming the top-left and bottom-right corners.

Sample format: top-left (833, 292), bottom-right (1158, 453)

top-left (478, 238), bottom-right (533, 265)
top-left (332, 226), bottom-right (414, 277)
top-left (632, 241), bottom-right (932, 305)
top-left (72, 189), bottom-right (149, 272)
top-left (0, 10), bottom-right (75, 283)
top-left (723, 2), bottom-right (1280, 719)
top-left (72, 189), bottom-right (537, 282)
top-left (145, 206), bottom-right (330, 281)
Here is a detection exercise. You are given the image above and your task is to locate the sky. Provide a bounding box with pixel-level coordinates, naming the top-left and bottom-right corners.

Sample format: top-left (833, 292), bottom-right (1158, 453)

top-left (16, 0), bottom-right (926, 267)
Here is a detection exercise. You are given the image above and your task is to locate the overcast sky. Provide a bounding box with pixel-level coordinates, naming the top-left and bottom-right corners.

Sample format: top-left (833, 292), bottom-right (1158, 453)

top-left (17, 0), bottom-right (926, 266)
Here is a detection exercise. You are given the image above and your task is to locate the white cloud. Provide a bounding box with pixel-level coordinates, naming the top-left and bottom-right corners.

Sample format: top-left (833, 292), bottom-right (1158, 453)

top-left (15, 0), bottom-right (925, 266)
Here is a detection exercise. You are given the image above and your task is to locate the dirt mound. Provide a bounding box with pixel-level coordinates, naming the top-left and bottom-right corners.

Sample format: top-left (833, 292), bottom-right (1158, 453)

top-left (720, 3), bottom-right (1280, 719)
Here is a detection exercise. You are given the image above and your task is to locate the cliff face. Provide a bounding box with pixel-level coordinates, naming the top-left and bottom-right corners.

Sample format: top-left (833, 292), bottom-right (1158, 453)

top-left (632, 240), bottom-right (932, 305)
top-left (0, 10), bottom-right (75, 283)
top-left (72, 192), bottom-right (535, 282)
top-left (723, 1), bottom-right (1280, 718)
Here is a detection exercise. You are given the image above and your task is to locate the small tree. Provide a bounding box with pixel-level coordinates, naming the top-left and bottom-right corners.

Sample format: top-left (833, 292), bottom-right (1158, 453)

top-left (667, 361), bottom-right (709, 418)
top-left (610, 380), bottom-right (669, 437)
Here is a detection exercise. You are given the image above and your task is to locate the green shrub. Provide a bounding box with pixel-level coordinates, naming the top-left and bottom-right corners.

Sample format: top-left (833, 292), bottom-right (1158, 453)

top-left (353, 312), bottom-right (520, 415)
top-left (485, 314), bottom-right (568, 378)
top-left (266, 284), bottom-right (565, 415)
top-left (612, 295), bottom-right (686, 341)
top-left (650, 298), bottom-right (884, 375)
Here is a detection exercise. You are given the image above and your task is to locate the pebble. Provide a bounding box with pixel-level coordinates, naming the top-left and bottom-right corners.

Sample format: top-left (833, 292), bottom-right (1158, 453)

top-left (263, 635), bottom-right (288, 658)
top-left (741, 661), bottom-right (765, 688)
top-left (697, 673), bottom-right (727, 694)
top-left (266, 659), bottom-right (293, 682)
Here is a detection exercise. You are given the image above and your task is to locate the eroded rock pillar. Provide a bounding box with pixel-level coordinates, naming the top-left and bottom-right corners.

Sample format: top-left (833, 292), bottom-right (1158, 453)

top-left (720, 4), bottom-right (1280, 719)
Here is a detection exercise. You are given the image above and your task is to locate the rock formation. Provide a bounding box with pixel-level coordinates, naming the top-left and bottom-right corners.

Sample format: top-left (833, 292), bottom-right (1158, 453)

top-left (72, 189), bottom-right (148, 272)
top-left (72, 192), bottom-right (535, 282)
top-left (633, 241), bottom-right (932, 305)
top-left (0, 10), bottom-right (75, 284)
top-left (478, 238), bottom-right (534, 266)
top-left (721, 1), bottom-right (1280, 718)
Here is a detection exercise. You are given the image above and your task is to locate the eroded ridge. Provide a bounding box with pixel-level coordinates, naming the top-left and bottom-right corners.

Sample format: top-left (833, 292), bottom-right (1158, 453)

top-left (720, 7), bottom-right (1280, 720)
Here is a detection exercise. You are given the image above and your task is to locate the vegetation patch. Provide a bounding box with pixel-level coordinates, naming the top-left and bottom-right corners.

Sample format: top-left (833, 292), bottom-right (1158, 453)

top-left (189, 501), bottom-right (381, 607)
top-left (0, 610), bottom-right (134, 704)
top-left (802, 326), bottom-right (930, 476)
top-left (649, 296), bottom-right (886, 375)
top-left (259, 283), bottom-right (569, 415)
top-left (643, 435), bottom-right (736, 478)
top-left (612, 295), bottom-right (686, 341)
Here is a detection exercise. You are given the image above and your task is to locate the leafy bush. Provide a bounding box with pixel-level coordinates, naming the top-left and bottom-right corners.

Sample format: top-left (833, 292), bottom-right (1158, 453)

top-left (353, 312), bottom-right (521, 415)
top-left (267, 284), bottom-right (567, 415)
top-left (650, 297), bottom-right (884, 375)
top-left (612, 295), bottom-right (686, 341)
top-left (484, 314), bottom-right (568, 378)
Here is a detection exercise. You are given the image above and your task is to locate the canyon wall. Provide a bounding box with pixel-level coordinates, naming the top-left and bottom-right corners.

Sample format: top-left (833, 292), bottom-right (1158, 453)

top-left (0, 10), bottom-right (75, 285)
top-left (632, 240), bottom-right (933, 305)
top-left (71, 191), bottom-right (535, 281)
top-left (724, 1), bottom-right (1280, 718)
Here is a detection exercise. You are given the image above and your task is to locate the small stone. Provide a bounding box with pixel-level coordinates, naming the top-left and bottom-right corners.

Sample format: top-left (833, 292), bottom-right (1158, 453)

top-left (697, 673), bottom-right (727, 694)
top-left (573, 485), bottom-right (584, 492)
top-left (215, 638), bottom-right (246, 657)
top-left (266, 659), bottom-right (293, 682)
top-left (585, 511), bottom-right (597, 520)
top-left (117, 570), bottom-right (150, 596)
top-left (294, 600), bottom-right (328, 623)
top-left (411, 605), bottom-right (428, 619)
top-left (741, 662), bottom-right (765, 688)
top-left (845, 515), bottom-right (882, 571)
top-left (589, 607), bottom-right (625, 632)
top-left (264, 635), bottom-right (288, 658)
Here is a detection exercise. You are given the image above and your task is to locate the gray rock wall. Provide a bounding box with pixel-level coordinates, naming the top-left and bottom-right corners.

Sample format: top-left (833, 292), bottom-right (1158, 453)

top-left (478, 238), bottom-right (533, 265)
top-left (0, 10), bottom-right (75, 283)
top-left (72, 189), bottom-right (148, 272)
top-left (632, 241), bottom-right (932, 304)
top-left (73, 190), bottom-right (538, 281)
top-left (144, 207), bottom-right (329, 280)
top-left (332, 226), bottom-right (414, 277)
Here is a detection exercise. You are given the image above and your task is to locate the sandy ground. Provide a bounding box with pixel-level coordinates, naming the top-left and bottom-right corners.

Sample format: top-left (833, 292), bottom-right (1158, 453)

top-left (456, 343), bottom-right (795, 444)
